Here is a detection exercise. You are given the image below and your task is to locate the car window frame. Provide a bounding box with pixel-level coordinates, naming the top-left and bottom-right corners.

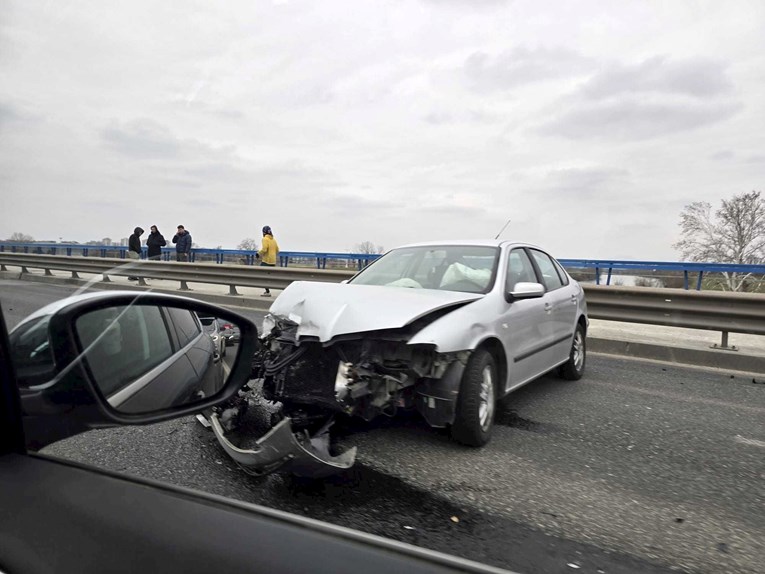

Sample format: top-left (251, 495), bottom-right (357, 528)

top-left (166, 308), bottom-right (203, 349)
top-left (504, 247), bottom-right (538, 293)
top-left (527, 248), bottom-right (566, 292)
top-left (551, 257), bottom-right (570, 286)
top-left (73, 305), bottom-right (180, 399)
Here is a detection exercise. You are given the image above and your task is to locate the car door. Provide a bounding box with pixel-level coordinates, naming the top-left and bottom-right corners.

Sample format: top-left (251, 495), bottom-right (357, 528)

top-left (528, 249), bottom-right (578, 365)
top-left (498, 247), bottom-right (552, 390)
top-left (76, 305), bottom-right (204, 414)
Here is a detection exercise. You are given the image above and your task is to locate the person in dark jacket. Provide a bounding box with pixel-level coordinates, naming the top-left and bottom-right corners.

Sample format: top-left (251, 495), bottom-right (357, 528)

top-left (127, 227), bottom-right (144, 280)
top-left (172, 225), bottom-right (192, 262)
top-left (146, 225), bottom-right (166, 260)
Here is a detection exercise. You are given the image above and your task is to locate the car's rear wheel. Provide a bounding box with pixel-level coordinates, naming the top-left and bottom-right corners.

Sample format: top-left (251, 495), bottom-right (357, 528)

top-left (451, 349), bottom-right (497, 447)
top-left (222, 342), bottom-right (227, 357)
top-left (559, 323), bottom-right (586, 380)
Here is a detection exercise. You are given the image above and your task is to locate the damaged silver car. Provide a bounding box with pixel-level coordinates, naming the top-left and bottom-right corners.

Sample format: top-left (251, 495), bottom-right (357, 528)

top-left (207, 241), bottom-right (588, 477)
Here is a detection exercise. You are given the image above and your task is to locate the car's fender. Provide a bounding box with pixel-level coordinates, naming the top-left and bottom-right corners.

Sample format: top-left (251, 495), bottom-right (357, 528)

top-left (407, 296), bottom-right (506, 354)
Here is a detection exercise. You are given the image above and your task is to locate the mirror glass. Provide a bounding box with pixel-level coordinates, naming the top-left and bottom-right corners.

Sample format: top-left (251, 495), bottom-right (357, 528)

top-left (74, 305), bottom-right (242, 414)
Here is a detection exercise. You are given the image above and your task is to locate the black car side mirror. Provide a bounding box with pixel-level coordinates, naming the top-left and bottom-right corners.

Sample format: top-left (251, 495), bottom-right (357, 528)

top-left (8, 292), bottom-right (257, 449)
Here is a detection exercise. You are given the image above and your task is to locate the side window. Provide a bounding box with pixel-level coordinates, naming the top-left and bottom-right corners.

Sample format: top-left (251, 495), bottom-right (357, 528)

top-left (76, 305), bottom-right (174, 397)
top-left (8, 316), bottom-right (55, 388)
top-left (505, 249), bottom-right (537, 292)
top-left (167, 307), bottom-right (202, 347)
top-left (529, 250), bottom-right (564, 291)
top-left (552, 257), bottom-right (570, 286)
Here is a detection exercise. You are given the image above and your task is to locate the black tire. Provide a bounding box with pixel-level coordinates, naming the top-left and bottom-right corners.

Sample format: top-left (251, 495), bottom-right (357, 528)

top-left (222, 343), bottom-right (227, 358)
top-left (451, 349), bottom-right (497, 447)
top-left (560, 323), bottom-right (586, 381)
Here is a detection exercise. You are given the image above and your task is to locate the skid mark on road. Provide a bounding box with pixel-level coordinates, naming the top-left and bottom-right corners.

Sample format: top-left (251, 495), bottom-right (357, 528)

top-left (586, 379), bottom-right (765, 414)
top-left (734, 435), bottom-right (765, 448)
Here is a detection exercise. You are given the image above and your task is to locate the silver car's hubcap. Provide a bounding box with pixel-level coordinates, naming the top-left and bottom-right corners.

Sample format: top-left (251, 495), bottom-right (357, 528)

top-left (478, 366), bottom-right (495, 431)
top-left (573, 331), bottom-right (585, 371)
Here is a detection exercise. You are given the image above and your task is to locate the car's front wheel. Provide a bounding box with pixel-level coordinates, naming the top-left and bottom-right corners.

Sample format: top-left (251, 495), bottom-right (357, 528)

top-left (451, 349), bottom-right (497, 447)
top-left (559, 323), bottom-right (586, 380)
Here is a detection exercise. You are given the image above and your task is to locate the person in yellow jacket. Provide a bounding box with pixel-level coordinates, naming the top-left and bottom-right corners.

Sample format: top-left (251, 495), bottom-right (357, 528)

top-left (257, 225), bottom-right (279, 297)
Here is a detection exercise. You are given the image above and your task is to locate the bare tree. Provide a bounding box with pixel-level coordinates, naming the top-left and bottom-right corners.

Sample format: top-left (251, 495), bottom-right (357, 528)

top-left (8, 232), bottom-right (34, 242)
top-left (673, 191), bottom-right (765, 291)
top-left (238, 238), bottom-right (259, 250)
top-left (354, 240), bottom-right (384, 254)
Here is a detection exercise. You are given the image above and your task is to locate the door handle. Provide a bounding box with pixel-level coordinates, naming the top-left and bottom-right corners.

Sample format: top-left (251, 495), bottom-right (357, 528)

top-left (544, 303), bottom-right (552, 312)
top-left (570, 295), bottom-right (577, 303)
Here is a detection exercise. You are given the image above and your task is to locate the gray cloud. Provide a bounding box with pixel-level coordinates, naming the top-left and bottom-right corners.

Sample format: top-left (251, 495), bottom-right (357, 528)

top-left (580, 56), bottom-right (733, 100)
top-left (101, 119), bottom-right (184, 159)
top-left (425, 203), bottom-right (487, 216)
top-left (538, 99), bottom-right (742, 140)
top-left (710, 150), bottom-right (734, 161)
top-left (544, 167), bottom-right (631, 197)
top-left (0, 101), bottom-right (41, 132)
top-left (746, 154), bottom-right (765, 164)
top-left (464, 47), bottom-right (592, 91)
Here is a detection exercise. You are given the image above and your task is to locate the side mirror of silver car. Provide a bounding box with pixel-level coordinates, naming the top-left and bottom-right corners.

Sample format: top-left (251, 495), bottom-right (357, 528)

top-left (507, 281), bottom-right (546, 302)
top-left (8, 292), bottom-right (258, 450)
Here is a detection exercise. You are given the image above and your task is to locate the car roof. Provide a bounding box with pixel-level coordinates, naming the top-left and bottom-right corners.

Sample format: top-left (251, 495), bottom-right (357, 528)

top-left (392, 239), bottom-right (544, 250)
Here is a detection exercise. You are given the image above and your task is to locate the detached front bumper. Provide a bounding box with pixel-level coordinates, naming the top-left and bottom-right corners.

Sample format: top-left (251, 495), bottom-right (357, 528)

top-left (210, 414), bottom-right (357, 478)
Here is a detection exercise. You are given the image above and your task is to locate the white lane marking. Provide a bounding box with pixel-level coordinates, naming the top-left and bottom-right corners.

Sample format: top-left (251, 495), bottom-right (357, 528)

top-left (734, 435), bottom-right (765, 448)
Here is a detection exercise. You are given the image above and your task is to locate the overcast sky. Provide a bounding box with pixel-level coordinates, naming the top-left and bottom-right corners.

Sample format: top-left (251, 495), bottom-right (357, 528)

top-left (1, 0), bottom-right (763, 258)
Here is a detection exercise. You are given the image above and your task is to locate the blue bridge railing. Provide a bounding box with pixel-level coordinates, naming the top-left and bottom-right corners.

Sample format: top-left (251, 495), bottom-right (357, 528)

top-left (0, 242), bottom-right (380, 270)
top-left (1, 243), bottom-right (763, 290)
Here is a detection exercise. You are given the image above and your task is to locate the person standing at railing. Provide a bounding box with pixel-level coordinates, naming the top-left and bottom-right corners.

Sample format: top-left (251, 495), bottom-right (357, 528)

top-left (172, 225), bottom-right (192, 262)
top-left (127, 227), bottom-right (144, 281)
top-left (146, 225), bottom-right (166, 261)
top-left (256, 225), bottom-right (279, 297)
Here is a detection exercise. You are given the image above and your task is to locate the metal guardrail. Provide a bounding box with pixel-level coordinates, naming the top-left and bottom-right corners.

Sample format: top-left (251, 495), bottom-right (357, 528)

top-left (582, 284), bottom-right (765, 348)
top-left (2, 253), bottom-right (764, 349)
top-left (3, 243), bottom-right (765, 289)
top-left (0, 242), bottom-right (379, 270)
top-left (0, 253), bottom-right (351, 295)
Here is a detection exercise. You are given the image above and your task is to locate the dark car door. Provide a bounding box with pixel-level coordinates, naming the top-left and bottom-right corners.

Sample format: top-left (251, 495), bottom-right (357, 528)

top-left (76, 305), bottom-right (215, 414)
top-left (166, 308), bottom-right (224, 401)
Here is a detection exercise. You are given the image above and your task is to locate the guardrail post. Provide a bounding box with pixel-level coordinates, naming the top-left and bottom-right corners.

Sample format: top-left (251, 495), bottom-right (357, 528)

top-left (101, 274), bottom-right (111, 283)
top-left (21, 266), bottom-right (29, 274)
top-left (71, 271), bottom-right (80, 279)
top-left (696, 272), bottom-right (704, 291)
top-left (44, 268), bottom-right (53, 276)
top-left (711, 331), bottom-right (738, 352)
top-left (0, 264), bottom-right (6, 271)
top-left (228, 285), bottom-right (239, 296)
top-left (66, 248), bottom-right (72, 256)
top-left (683, 271), bottom-right (689, 290)
top-left (606, 267), bottom-right (612, 286)
top-left (179, 280), bottom-right (191, 291)
top-left (595, 267), bottom-right (600, 285)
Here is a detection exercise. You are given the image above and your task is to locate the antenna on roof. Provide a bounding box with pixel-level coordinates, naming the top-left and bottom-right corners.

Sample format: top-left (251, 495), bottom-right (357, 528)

top-left (494, 218), bottom-right (511, 240)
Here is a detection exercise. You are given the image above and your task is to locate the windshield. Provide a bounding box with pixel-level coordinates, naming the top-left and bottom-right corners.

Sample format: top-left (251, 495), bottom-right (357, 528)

top-left (350, 245), bottom-right (499, 294)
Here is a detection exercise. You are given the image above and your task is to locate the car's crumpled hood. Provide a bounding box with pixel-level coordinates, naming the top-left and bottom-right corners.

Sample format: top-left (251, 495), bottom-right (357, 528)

top-left (269, 282), bottom-right (483, 342)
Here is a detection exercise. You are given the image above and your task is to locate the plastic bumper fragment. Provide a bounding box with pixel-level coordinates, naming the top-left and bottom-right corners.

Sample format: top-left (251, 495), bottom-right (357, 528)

top-left (210, 414), bottom-right (357, 478)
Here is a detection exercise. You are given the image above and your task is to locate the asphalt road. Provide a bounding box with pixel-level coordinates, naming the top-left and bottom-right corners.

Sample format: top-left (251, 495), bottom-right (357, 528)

top-left (1, 280), bottom-right (763, 573)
